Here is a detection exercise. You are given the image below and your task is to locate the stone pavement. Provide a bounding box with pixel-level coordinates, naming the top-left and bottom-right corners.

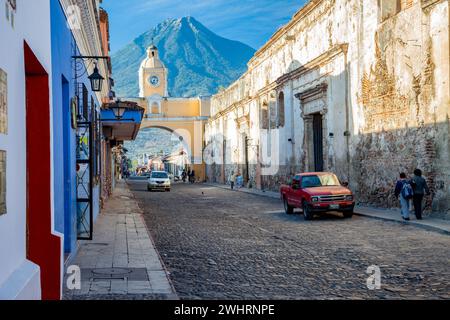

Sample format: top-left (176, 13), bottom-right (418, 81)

top-left (63, 181), bottom-right (178, 300)
top-left (130, 181), bottom-right (450, 299)
top-left (206, 182), bottom-right (450, 235)
top-left (205, 182), bottom-right (280, 199)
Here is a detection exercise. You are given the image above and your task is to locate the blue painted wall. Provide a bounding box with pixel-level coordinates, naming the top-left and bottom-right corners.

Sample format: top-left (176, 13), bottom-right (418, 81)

top-left (50, 0), bottom-right (102, 256)
top-left (50, 0), bottom-right (77, 256)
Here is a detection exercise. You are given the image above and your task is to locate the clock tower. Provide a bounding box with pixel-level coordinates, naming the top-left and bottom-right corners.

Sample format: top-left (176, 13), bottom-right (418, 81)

top-left (139, 45), bottom-right (168, 98)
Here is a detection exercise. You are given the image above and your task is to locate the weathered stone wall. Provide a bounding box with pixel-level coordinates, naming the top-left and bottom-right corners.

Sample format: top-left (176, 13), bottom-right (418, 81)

top-left (354, 125), bottom-right (444, 209)
top-left (352, 0), bottom-right (450, 214)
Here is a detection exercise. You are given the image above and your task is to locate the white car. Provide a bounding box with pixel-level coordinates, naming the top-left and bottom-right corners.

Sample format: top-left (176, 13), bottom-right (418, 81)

top-left (147, 171), bottom-right (171, 192)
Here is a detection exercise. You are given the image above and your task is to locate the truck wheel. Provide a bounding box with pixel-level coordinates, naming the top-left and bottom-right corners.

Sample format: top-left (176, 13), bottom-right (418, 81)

top-left (343, 210), bottom-right (353, 218)
top-left (283, 197), bottom-right (294, 215)
top-left (303, 201), bottom-right (313, 220)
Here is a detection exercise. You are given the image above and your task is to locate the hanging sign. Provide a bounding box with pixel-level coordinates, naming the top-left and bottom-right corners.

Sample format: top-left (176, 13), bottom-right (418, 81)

top-left (0, 150), bottom-right (6, 215)
top-left (0, 69), bottom-right (7, 134)
top-left (71, 97), bottom-right (78, 129)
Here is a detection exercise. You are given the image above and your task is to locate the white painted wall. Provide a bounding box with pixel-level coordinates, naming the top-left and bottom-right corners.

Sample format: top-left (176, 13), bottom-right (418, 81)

top-left (0, 0), bottom-right (56, 300)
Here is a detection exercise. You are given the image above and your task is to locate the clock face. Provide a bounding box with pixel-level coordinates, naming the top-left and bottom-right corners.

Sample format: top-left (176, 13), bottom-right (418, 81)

top-left (148, 75), bottom-right (160, 87)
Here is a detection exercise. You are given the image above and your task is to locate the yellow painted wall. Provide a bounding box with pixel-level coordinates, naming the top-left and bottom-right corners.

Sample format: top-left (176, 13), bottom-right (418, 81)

top-left (162, 99), bottom-right (200, 117)
top-left (134, 98), bottom-right (202, 118)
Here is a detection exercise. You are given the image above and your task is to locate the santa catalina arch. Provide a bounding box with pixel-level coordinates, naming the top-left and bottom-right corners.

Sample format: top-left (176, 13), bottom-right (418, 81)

top-left (126, 45), bottom-right (211, 180)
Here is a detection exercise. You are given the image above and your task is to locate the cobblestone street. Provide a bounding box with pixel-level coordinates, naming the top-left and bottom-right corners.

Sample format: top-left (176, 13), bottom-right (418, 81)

top-left (129, 181), bottom-right (450, 300)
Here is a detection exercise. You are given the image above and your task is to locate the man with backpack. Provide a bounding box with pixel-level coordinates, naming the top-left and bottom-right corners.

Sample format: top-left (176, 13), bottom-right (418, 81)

top-left (395, 172), bottom-right (413, 221)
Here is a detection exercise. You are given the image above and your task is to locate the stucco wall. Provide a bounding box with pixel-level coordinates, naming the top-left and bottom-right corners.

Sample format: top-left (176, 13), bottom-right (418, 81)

top-left (51, 0), bottom-right (104, 256)
top-left (51, 0), bottom-right (78, 255)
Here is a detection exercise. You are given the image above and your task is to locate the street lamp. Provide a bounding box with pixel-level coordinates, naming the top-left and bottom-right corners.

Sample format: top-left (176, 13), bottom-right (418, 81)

top-left (111, 102), bottom-right (127, 120)
top-left (72, 55), bottom-right (108, 92)
top-left (88, 63), bottom-right (105, 92)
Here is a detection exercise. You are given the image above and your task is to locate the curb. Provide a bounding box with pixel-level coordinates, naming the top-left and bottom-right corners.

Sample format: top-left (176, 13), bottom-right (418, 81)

top-left (353, 210), bottom-right (450, 236)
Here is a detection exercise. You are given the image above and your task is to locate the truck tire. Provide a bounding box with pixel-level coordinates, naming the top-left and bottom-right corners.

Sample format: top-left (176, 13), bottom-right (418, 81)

top-left (303, 201), bottom-right (313, 220)
top-left (343, 210), bottom-right (353, 218)
top-left (283, 197), bottom-right (294, 215)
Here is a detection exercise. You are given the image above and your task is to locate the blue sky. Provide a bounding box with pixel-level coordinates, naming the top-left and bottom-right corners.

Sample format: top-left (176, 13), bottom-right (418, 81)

top-left (102, 0), bottom-right (306, 53)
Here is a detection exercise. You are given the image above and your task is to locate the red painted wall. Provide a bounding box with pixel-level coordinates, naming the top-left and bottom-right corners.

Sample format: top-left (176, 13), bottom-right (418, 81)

top-left (24, 42), bottom-right (61, 300)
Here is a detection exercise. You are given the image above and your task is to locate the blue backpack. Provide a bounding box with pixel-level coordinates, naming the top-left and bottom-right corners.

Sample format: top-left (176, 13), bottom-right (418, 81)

top-left (401, 182), bottom-right (414, 199)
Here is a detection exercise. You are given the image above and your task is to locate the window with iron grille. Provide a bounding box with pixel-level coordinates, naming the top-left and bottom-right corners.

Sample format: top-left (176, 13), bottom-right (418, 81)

top-left (76, 83), bottom-right (89, 122)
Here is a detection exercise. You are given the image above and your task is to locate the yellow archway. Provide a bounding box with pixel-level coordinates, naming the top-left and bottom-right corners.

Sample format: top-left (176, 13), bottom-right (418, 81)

top-left (134, 97), bottom-right (211, 181)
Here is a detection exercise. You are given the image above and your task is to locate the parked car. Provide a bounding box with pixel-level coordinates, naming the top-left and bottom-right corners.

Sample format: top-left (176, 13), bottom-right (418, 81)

top-left (280, 172), bottom-right (355, 220)
top-left (147, 171), bottom-right (171, 192)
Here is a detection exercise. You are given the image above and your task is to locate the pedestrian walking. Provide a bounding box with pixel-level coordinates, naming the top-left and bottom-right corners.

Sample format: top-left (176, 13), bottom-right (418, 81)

top-left (411, 168), bottom-right (430, 220)
top-left (190, 170), bottom-right (196, 184)
top-left (230, 171), bottom-right (236, 190)
top-left (182, 169), bottom-right (187, 183)
top-left (236, 171), bottom-right (243, 189)
top-left (395, 172), bottom-right (413, 221)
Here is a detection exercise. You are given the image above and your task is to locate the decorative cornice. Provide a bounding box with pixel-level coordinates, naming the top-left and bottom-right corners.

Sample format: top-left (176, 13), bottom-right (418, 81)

top-left (235, 115), bottom-right (250, 128)
top-left (277, 44), bottom-right (348, 87)
top-left (295, 83), bottom-right (328, 102)
top-left (421, 0), bottom-right (443, 10)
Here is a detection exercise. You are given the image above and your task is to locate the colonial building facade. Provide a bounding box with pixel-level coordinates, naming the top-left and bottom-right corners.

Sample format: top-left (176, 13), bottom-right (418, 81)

top-left (204, 0), bottom-right (449, 215)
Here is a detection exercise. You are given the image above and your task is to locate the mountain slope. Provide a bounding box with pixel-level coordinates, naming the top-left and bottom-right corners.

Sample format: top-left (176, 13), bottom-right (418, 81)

top-left (112, 17), bottom-right (256, 98)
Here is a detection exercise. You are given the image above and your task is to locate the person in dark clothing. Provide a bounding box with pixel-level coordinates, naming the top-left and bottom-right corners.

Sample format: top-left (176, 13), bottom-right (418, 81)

top-left (394, 172), bottom-right (411, 220)
top-left (189, 170), bottom-right (196, 184)
top-left (411, 169), bottom-right (430, 220)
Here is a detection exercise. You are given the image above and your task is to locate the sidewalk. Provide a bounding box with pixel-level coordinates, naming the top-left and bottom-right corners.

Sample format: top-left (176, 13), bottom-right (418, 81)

top-left (353, 206), bottom-right (450, 235)
top-left (64, 181), bottom-right (178, 300)
top-left (206, 182), bottom-right (450, 235)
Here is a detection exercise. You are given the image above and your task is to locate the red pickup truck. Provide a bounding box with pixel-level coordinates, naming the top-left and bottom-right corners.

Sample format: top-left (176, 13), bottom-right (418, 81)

top-left (280, 172), bottom-right (355, 220)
